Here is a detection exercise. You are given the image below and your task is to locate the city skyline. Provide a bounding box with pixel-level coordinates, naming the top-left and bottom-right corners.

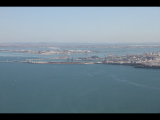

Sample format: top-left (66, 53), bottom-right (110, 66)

top-left (0, 7), bottom-right (160, 43)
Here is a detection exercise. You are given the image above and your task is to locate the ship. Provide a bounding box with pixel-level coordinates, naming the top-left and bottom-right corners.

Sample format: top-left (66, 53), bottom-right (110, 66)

top-left (134, 64), bottom-right (160, 69)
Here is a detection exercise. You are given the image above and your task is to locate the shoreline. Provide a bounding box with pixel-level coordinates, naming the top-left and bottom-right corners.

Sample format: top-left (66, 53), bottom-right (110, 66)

top-left (1, 60), bottom-right (160, 69)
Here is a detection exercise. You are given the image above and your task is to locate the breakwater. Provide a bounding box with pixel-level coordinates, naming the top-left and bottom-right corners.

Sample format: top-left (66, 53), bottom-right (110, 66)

top-left (2, 50), bottom-right (160, 69)
top-left (0, 60), bottom-right (96, 64)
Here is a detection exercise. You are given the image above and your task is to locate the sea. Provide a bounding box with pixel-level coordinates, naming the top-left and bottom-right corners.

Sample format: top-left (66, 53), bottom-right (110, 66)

top-left (1, 45), bottom-right (160, 113)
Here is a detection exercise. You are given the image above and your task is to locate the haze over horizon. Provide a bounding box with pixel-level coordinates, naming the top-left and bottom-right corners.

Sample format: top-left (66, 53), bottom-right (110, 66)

top-left (0, 7), bottom-right (160, 44)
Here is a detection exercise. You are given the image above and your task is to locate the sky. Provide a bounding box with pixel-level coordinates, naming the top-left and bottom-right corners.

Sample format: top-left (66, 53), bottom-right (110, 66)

top-left (0, 7), bottom-right (160, 44)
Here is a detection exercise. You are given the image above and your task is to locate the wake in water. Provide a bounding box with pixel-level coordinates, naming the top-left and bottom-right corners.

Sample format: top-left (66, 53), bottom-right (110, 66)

top-left (85, 68), bottom-right (160, 91)
top-left (86, 69), bottom-right (106, 77)
top-left (109, 74), bottom-right (160, 91)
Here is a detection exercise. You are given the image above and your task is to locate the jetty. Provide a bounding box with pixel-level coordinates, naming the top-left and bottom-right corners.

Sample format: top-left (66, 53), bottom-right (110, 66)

top-left (29, 61), bottom-right (95, 64)
top-left (1, 50), bottom-right (160, 69)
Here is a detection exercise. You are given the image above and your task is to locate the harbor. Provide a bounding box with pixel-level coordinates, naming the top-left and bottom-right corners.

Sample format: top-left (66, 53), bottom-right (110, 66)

top-left (0, 60), bottom-right (99, 64)
top-left (102, 52), bottom-right (160, 69)
top-left (1, 43), bottom-right (160, 69)
top-left (1, 51), bottom-right (160, 69)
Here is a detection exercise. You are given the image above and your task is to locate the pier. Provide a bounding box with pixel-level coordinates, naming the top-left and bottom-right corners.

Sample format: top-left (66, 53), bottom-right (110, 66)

top-left (0, 60), bottom-right (98, 64)
top-left (0, 61), bottom-right (15, 63)
top-left (1, 50), bottom-right (160, 69)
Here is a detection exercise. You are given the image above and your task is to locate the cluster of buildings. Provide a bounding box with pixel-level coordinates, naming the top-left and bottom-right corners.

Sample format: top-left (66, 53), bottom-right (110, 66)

top-left (3, 49), bottom-right (100, 55)
top-left (2, 45), bottom-right (160, 68)
top-left (103, 52), bottom-right (160, 68)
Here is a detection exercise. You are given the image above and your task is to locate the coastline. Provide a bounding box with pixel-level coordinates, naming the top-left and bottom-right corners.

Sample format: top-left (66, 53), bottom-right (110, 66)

top-left (1, 60), bottom-right (160, 69)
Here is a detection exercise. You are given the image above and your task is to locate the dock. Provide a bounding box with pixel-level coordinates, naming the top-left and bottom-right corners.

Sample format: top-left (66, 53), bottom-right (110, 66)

top-left (29, 61), bottom-right (95, 64)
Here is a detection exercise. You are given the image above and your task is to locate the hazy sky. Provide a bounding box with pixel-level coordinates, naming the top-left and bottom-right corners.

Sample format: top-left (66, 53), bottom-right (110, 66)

top-left (0, 7), bottom-right (160, 43)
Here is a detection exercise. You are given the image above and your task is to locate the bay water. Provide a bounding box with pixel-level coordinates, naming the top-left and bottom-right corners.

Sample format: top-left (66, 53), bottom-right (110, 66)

top-left (1, 46), bottom-right (160, 113)
top-left (0, 60), bottom-right (160, 113)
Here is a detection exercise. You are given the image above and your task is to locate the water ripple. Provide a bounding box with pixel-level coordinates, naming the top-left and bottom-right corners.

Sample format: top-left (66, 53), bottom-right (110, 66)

top-left (110, 75), bottom-right (160, 91)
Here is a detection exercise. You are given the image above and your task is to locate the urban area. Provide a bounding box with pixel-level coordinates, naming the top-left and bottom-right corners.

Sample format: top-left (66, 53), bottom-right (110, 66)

top-left (1, 43), bottom-right (160, 68)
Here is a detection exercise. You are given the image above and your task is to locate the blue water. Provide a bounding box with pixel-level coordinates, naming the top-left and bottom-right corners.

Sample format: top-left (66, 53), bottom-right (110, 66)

top-left (1, 46), bottom-right (160, 113)
top-left (0, 61), bottom-right (160, 113)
